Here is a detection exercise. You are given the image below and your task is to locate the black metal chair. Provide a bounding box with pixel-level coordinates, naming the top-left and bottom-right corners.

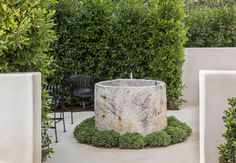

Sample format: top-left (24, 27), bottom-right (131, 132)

top-left (67, 74), bottom-right (100, 124)
top-left (45, 84), bottom-right (66, 143)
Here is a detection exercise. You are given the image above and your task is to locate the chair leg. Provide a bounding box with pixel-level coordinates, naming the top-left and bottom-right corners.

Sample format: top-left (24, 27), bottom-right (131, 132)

top-left (62, 111), bottom-right (66, 132)
top-left (54, 112), bottom-right (58, 143)
top-left (82, 100), bottom-right (85, 110)
top-left (71, 108), bottom-right (74, 124)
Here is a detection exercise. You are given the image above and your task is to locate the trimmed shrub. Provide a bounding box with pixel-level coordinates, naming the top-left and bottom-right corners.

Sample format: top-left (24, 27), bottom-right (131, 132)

top-left (74, 117), bottom-right (120, 148)
top-left (54, 0), bottom-right (187, 109)
top-left (73, 117), bottom-right (97, 144)
top-left (0, 0), bottom-right (56, 161)
top-left (145, 131), bottom-right (171, 147)
top-left (119, 132), bottom-right (146, 149)
top-left (74, 116), bottom-right (192, 149)
top-left (91, 130), bottom-right (120, 148)
top-left (168, 116), bottom-right (192, 136)
top-left (186, 6), bottom-right (236, 47)
top-left (165, 126), bottom-right (188, 144)
top-left (218, 98), bottom-right (236, 163)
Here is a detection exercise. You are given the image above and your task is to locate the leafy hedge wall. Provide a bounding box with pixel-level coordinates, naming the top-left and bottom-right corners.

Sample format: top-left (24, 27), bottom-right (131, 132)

top-left (218, 98), bottom-right (236, 163)
top-left (54, 0), bottom-right (187, 109)
top-left (0, 0), bottom-right (56, 161)
top-left (186, 6), bottom-right (236, 47)
top-left (185, 0), bottom-right (236, 10)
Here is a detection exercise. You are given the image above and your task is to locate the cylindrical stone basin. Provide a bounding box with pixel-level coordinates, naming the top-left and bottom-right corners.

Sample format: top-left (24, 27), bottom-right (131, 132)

top-left (94, 79), bottom-right (167, 136)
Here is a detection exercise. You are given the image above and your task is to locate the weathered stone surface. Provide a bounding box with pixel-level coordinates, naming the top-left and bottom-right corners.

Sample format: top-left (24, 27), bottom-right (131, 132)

top-left (94, 79), bottom-right (167, 136)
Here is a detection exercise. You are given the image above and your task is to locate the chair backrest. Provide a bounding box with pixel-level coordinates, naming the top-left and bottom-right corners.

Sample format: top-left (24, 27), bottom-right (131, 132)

top-left (68, 74), bottom-right (97, 96)
top-left (44, 84), bottom-right (61, 109)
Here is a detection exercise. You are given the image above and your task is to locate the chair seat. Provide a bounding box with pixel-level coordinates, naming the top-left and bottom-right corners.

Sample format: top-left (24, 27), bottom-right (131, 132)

top-left (73, 88), bottom-right (94, 98)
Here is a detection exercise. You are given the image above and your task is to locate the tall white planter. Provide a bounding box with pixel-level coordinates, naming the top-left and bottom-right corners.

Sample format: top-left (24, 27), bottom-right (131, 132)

top-left (183, 48), bottom-right (236, 106)
top-left (0, 73), bottom-right (41, 163)
top-left (199, 70), bottom-right (236, 163)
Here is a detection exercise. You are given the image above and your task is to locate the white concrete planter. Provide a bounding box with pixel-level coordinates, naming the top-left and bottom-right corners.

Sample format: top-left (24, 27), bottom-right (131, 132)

top-left (199, 70), bottom-right (236, 163)
top-left (183, 48), bottom-right (236, 106)
top-left (0, 73), bottom-right (41, 163)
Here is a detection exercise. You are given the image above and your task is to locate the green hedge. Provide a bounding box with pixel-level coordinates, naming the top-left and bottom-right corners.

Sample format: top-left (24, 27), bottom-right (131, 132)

top-left (0, 0), bottom-right (56, 161)
top-left (218, 98), bottom-right (236, 163)
top-left (73, 116), bottom-right (192, 149)
top-left (186, 6), bottom-right (236, 47)
top-left (54, 0), bottom-right (186, 109)
top-left (185, 0), bottom-right (236, 10)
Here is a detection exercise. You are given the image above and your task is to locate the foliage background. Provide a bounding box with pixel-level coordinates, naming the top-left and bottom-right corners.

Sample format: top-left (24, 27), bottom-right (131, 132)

top-left (185, 0), bottom-right (236, 9)
top-left (0, 0), bottom-right (56, 161)
top-left (185, 0), bottom-right (236, 47)
top-left (54, 0), bottom-right (187, 109)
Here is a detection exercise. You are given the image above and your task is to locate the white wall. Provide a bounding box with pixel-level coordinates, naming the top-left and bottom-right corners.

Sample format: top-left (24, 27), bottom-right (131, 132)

top-left (0, 73), bottom-right (41, 163)
top-left (183, 48), bottom-right (236, 106)
top-left (199, 70), bottom-right (236, 163)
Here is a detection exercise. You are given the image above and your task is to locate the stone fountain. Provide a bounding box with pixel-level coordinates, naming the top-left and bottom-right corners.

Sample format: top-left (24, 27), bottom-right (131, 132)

top-left (94, 79), bottom-right (167, 136)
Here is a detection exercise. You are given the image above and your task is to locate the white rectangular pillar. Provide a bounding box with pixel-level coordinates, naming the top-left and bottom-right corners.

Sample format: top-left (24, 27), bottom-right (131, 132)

top-left (199, 70), bottom-right (236, 163)
top-left (0, 73), bottom-right (41, 163)
top-left (183, 48), bottom-right (236, 106)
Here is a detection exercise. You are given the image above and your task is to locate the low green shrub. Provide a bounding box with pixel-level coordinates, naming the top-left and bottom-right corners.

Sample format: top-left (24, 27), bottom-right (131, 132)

top-left (119, 132), bottom-right (146, 149)
top-left (165, 126), bottom-right (187, 144)
top-left (145, 131), bottom-right (171, 147)
top-left (218, 98), bottom-right (236, 163)
top-left (91, 130), bottom-right (120, 148)
top-left (73, 117), bottom-right (97, 144)
top-left (168, 116), bottom-right (192, 136)
top-left (74, 116), bottom-right (192, 149)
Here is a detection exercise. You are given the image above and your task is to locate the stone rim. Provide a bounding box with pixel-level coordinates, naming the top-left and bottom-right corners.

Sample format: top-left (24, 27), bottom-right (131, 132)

top-left (95, 79), bottom-right (166, 89)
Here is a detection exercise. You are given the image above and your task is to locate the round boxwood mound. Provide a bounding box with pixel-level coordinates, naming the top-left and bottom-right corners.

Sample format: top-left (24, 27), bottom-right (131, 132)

top-left (73, 116), bottom-right (192, 149)
top-left (119, 132), bottom-right (146, 149)
top-left (145, 131), bottom-right (171, 147)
